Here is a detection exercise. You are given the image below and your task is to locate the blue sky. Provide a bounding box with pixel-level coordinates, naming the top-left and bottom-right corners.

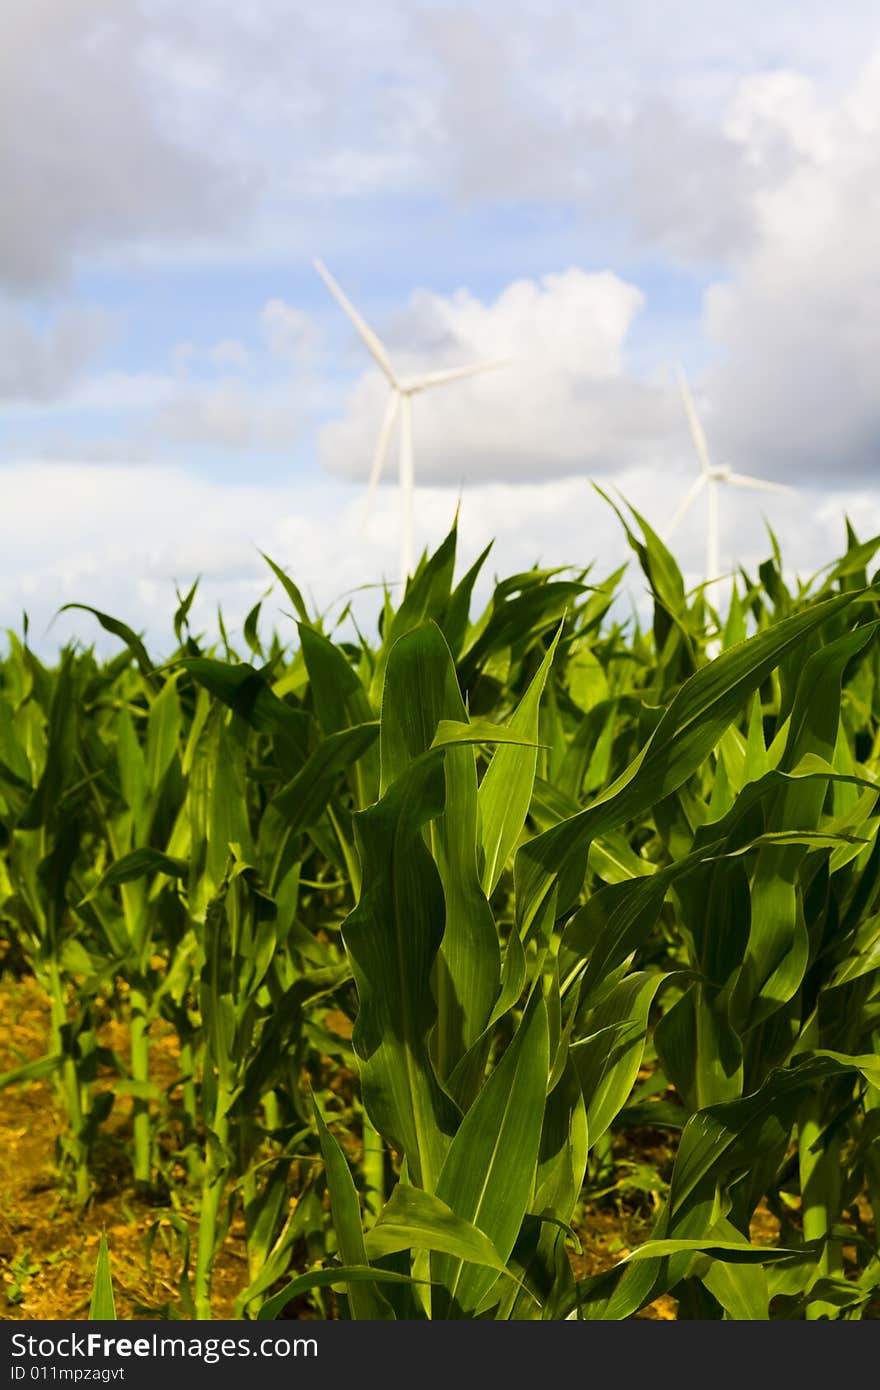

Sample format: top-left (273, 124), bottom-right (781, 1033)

top-left (3, 1), bottom-right (880, 652)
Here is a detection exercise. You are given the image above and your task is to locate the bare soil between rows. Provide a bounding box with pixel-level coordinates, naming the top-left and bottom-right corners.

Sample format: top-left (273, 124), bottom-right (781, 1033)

top-left (0, 974), bottom-right (836, 1323)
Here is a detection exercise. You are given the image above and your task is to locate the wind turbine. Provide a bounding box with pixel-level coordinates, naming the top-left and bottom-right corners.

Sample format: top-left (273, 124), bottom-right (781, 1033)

top-left (669, 365), bottom-right (792, 590)
top-left (314, 260), bottom-right (507, 583)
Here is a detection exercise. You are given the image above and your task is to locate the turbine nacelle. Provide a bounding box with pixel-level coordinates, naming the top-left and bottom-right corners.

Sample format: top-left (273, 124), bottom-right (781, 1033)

top-left (668, 363), bottom-right (795, 655)
top-left (401, 359), bottom-right (510, 396)
top-left (315, 259), bottom-right (508, 582)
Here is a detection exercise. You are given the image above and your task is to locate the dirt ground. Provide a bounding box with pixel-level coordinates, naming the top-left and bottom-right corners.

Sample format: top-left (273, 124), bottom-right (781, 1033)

top-left (0, 977), bottom-right (250, 1321)
top-left (0, 974), bottom-right (866, 1323)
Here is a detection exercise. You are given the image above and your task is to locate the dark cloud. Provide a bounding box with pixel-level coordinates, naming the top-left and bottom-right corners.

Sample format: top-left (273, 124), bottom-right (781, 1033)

top-left (0, 0), bottom-right (248, 290)
top-left (0, 307), bottom-right (108, 400)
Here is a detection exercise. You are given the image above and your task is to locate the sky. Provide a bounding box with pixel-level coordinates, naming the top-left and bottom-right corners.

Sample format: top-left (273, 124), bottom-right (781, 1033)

top-left (3, 0), bottom-right (880, 655)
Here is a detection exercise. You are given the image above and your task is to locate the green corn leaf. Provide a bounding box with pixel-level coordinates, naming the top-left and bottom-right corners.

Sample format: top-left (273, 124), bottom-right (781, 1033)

top-left (478, 627), bottom-right (561, 897)
top-left (261, 552), bottom-right (311, 625)
top-left (299, 624), bottom-right (374, 732)
top-left (380, 623), bottom-right (501, 1090)
top-left (364, 1184), bottom-right (508, 1273)
top-left (116, 706), bottom-right (146, 823)
top-left (654, 983), bottom-right (744, 1112)
top-left (505, 1056), bottom-right (588, 1320)
top-left (622, 1238), bottom-right (799, 1263)
top-left (368, 521), bottom-right (460, 707)
top-left (343, 752), bottom-right (458, 1191)
top-left (204, 715), bottom-right (256, 898)
top-left (179, 657), bottom-right (309, 766)
top-left (256, 1265), bottom-right (426, 1322)
top-left (0, 1053), bottom-right (65, 1089)
top-left (18, 653), bottom-right (76, 832)
top-left (731, 623), bottom-right (880, 1031)
top-left (313, 1099), bottom-right (393, 1319)
top-left (430, 718), bottom-right (544, 752)
top-left (61, 604), bottom-right (154, 679)
top-left (701, 1264), bottom-right (769, 1321)
top-left (80, 847), bottom-right (189, 908)
top-left (458, 580), bottom-right (584, 688)
top-left (515, 588), bottom-right (866, 933)
top-left (806, 1048), bottom-right (880, 1090)
top-left (570, 1053), bottom-right (877, 1319)
top-left (443, 541), bottom-right (493, 658)
top-left (432, 989), bottom-right (549, 1316)
top-left (88, 1234), bottom-right (117, 1320)
top-left (571, 971), bottom-right (669, 1144)
top-left (144, 675), bottom-right (182, 791)
top-left (272, 722), bottom-right (379, 833)
top-left (573, 1238), bottom-right (795, 1322)
top-left (588, 832), bottom-right (655, 885)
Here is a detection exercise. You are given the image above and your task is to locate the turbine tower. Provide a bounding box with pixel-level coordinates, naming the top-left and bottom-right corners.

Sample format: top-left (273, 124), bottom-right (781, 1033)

top-left (315, 260), bottom-right (506, 583)
top-left (668, 365), bottom-right (792, 589)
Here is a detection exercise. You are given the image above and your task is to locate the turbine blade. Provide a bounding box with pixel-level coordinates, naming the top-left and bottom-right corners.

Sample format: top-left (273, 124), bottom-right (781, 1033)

top-left (707, 475), bottom-right (721, 586)
top-left (665, 472), bottom-right (707, 537)
top-left (362, 391), bottom-right (400, 530)
top-left (399, 394), bottom-right (415, 583)
top-left (675, 364), bottom-right (713, 476)
top-left (313, 260), bottom-right (399, 388)
top-left (406, 358), bottom-right (510, 393)
top-left (724, 472), bottom-right (793, 495)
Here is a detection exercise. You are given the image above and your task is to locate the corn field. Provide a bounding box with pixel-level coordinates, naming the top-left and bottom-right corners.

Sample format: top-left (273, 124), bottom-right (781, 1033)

top-left (1, 506), bottom-right (879, 1321)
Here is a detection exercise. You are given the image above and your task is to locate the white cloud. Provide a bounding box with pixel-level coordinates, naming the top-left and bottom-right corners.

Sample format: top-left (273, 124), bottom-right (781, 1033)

top-left (157, 384), bottom-right (259, 451)
top-left (702, 55), bottom-right (880, 482)
top-left (0, 370), bottom-right (178, 419)
top-left (0, 458), bottom-right (856, 660)
top-left (261, 299), bottom-right (322, 365)
top-left (26, 435), bottom-right (153, 465)
top-left (319, 268), bottom-right (683, 484)
top-left (62, 371), bottom-right (179, 415)
top-left (4, 0), bottom-right (880, 288)
top-left (407, 4), bottom-right (880, 266)
top-left (0, 0), bottom-right (243, 290)
top-left (209, 339), bottom-right (251, 371)
top-left (317, 44), bottom-right (880, 492)
top-left (155, 380), bottom-right (301, 452)
top-left (2, 0), bottom-right (880, 515)
top-left (0, 308), bottom-right (108, 401)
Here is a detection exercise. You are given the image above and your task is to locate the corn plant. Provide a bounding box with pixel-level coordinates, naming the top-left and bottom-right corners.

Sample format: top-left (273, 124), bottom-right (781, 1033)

top-left (2, 513), bottom-right (879, 1321)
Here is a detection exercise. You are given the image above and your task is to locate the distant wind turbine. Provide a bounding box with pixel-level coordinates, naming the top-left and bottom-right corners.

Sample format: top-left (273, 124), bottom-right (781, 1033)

top-left (668, 365), bottom-right (792, 590)
top-left (314, 260), bottom-right (507, 582)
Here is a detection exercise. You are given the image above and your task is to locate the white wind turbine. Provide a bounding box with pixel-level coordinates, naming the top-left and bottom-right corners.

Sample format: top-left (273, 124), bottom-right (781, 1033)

top-left (669, 365), bottom-right (793, 591)
top-left (315, 260), bottom-right (507, 583)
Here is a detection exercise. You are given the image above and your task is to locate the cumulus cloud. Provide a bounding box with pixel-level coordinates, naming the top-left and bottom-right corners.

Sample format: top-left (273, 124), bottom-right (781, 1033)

top-left (261, 299), bottom-right (322, 365)
top-left (0, 307), bottom-right (108, 401)
top-left (0, 298), bottom-right (325, 458)
top-left (703, 55), bottom-right (880, 482)
top-left (604, 99), bottom-right (763, 264)
top-left (4, 0), bottom-right (879, 289)
top-left (148, 301), bottom-right (323, 450)
top-left (209, 339), bottom-right (251, 371)
top-left (0, 459), bottom-right (861, 660)
top-left (155, 380), bottom-right (301, 452)
top-left (408, 4), bottom-right (880, 267)
top-left (26, 435), bottom-right (154, 466)
top-left (319, 268), bottom-right (686, 484)
top-left (3, 0), bottom-right (880, 535)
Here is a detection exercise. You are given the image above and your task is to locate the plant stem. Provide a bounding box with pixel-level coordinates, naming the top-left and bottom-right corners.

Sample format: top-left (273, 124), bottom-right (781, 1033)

top-left (46, 960), bottom-right (89, 1205)
top-left (361, 1112), bottom-right (385, 1222)
top-left (798, 1093), bottom-right (842, 1319)
top-left (129, 987), bottom-right (151, 1189)
top-left (179, 1039), bottom-right (202, 1184)
top-left (194, 1081), bottom-right (230, 1320)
